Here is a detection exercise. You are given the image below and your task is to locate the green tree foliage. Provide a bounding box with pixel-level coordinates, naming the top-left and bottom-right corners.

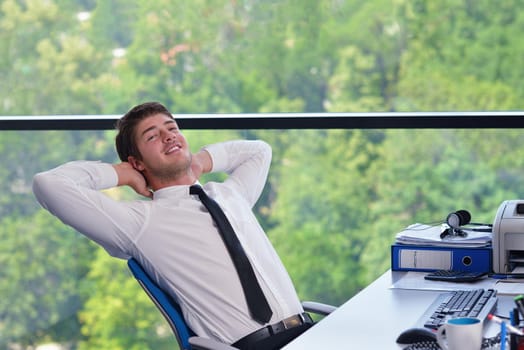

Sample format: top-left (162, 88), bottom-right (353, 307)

top-left (0, 0), bottom-right (110, 115)
top-left (396, 0), bottom-right (524, 111)
top-left (268, 129), bottom-right (384, 305)
top-left (325, 1), bottom-right (409, 112)
top-left (77, 251), bottom-right (174, 350)
top-left (0, 211), bottom-right (95, 348)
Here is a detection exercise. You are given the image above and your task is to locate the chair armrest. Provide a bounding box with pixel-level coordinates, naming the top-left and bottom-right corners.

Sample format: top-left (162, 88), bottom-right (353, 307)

top-left (301, 301), bottom-right (337, 316)
top-left (189, 336), bottom-right (239, 350)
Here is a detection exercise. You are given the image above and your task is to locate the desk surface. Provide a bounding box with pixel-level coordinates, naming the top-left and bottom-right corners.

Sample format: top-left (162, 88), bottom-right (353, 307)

top-left (283, 270), bottom-right (517, 349)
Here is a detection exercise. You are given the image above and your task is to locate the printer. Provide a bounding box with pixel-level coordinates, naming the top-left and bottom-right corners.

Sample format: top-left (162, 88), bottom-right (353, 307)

top-left (492, 200), bottom-right (524, 273)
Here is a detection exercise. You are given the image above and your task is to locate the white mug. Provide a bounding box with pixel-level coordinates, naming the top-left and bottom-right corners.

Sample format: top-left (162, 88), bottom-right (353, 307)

top-left (436, 317), bottom-right (482, 350)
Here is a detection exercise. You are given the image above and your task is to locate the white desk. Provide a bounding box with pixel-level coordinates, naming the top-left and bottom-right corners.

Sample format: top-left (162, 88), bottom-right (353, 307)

top-left (284, 270), bottom-right (518, 349)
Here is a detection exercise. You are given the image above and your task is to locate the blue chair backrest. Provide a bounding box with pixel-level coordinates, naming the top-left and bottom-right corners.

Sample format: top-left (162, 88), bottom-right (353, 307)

top-left (127, 258), bottom-right (196, 350)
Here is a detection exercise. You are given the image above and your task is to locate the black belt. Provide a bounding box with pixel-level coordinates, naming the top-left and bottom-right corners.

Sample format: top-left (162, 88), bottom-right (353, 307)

top-left (233, 313), bottom-right (314, 349)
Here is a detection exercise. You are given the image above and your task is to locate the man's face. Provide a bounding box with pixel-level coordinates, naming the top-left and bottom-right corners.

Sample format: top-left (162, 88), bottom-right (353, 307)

top-left (130, 113), bottom-right (192, 182)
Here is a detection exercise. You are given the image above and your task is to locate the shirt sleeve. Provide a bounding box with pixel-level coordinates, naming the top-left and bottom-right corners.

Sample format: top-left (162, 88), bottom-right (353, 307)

top-left (32, 161), bottom-right (145, 259)
top-left (203, 140), bottom-right (272, 207)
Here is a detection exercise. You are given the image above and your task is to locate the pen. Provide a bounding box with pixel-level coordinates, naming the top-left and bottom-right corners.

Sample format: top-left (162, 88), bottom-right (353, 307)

top-left (488, 314), bottom-right (524, 336)
top-left (515, 295), bottom-right (524, 319)
top-left (511, 309), bottom-right (518, 327)
top-left (501, 321), bottom-right (507, 350)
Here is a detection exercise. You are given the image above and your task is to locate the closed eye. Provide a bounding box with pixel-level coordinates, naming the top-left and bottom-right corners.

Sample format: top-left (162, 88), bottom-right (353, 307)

top-left (146, 133), bottom-right (158, 141)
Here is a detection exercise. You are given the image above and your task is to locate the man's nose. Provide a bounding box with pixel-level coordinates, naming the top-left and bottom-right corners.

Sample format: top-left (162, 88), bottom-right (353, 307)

top-left (163, 131), bottom-right (176, 142)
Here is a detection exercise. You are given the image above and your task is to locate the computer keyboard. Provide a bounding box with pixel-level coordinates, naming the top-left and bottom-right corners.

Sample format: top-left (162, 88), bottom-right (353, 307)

top-left (417, 289), bottom-right (497, 330)
top-left (424, 270), bottom-right (487, 282)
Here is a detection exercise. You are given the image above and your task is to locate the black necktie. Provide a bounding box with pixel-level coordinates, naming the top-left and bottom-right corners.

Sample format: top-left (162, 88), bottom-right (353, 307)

top-left (189, 184), bottom-right (273, 324)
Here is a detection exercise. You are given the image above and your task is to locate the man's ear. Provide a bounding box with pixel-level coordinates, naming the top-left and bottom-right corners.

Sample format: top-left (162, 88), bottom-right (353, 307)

top-left (127, 156), bottom-right (145, 172)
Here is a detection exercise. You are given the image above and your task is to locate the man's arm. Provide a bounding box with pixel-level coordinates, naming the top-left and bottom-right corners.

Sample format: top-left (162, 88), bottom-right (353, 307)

top-left (32, 161), bottom-right (145, 258)
top-left (204, 140), bottom-right (272, 207)
top-left (113, 162), bottom-right (153, 198)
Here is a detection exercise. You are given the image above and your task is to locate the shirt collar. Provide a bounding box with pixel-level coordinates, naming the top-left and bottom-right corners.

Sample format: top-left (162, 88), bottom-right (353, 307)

top-left (152, 181), bottom-right (201, 200)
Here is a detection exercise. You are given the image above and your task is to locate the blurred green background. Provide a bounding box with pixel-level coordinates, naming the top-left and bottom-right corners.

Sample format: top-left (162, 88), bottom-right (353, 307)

top-left (1, 1), bottom-right (523, 348)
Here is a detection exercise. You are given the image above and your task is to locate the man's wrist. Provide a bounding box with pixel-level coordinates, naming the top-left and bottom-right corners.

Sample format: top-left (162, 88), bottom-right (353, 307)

top-left (193, 150), bottom-right (213, 176)
top-left (112, 162), bottom-right (137, 187)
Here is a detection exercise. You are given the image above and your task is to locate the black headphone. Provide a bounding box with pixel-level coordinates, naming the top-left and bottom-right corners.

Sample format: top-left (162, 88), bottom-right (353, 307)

top-left (441, 210), bottom-right (492, 238)
top-left (446, 209), bottom-right (471, 229)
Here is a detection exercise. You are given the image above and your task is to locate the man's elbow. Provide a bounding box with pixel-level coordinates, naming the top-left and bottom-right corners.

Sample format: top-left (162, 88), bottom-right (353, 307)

top-left (258, 140), bottom-right (272, 162)
top-left (32, 172), bottom-right (54, 209)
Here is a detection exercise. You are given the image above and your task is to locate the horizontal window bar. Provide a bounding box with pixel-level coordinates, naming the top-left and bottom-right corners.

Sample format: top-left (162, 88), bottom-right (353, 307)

top-left (1, 112), bottom-right (524, 130)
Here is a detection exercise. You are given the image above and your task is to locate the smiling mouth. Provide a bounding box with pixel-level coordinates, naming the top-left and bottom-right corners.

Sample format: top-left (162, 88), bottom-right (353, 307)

top-left (165, 144), bottom-right (182, 155)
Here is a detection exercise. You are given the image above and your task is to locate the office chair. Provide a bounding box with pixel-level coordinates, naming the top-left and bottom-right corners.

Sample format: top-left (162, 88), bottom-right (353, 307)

top-left (128, 258), bottom-right (337, 350)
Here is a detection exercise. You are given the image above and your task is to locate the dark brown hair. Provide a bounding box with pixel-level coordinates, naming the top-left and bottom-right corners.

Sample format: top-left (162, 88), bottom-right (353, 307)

top-left (115, 102), bottom-right (174, 161)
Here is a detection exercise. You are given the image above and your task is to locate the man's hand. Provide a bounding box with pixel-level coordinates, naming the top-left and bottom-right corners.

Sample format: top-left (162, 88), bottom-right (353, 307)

top-left (113, 162), bottom-right (153, 198)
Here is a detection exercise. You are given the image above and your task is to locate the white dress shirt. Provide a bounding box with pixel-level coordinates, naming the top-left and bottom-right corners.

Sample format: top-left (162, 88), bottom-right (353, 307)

top-left (32, 140), bottom-right (303, 344)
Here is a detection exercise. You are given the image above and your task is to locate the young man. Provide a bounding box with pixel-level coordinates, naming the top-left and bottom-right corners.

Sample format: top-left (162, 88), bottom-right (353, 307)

top-left (32, 102), bottom-right (313, 349)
